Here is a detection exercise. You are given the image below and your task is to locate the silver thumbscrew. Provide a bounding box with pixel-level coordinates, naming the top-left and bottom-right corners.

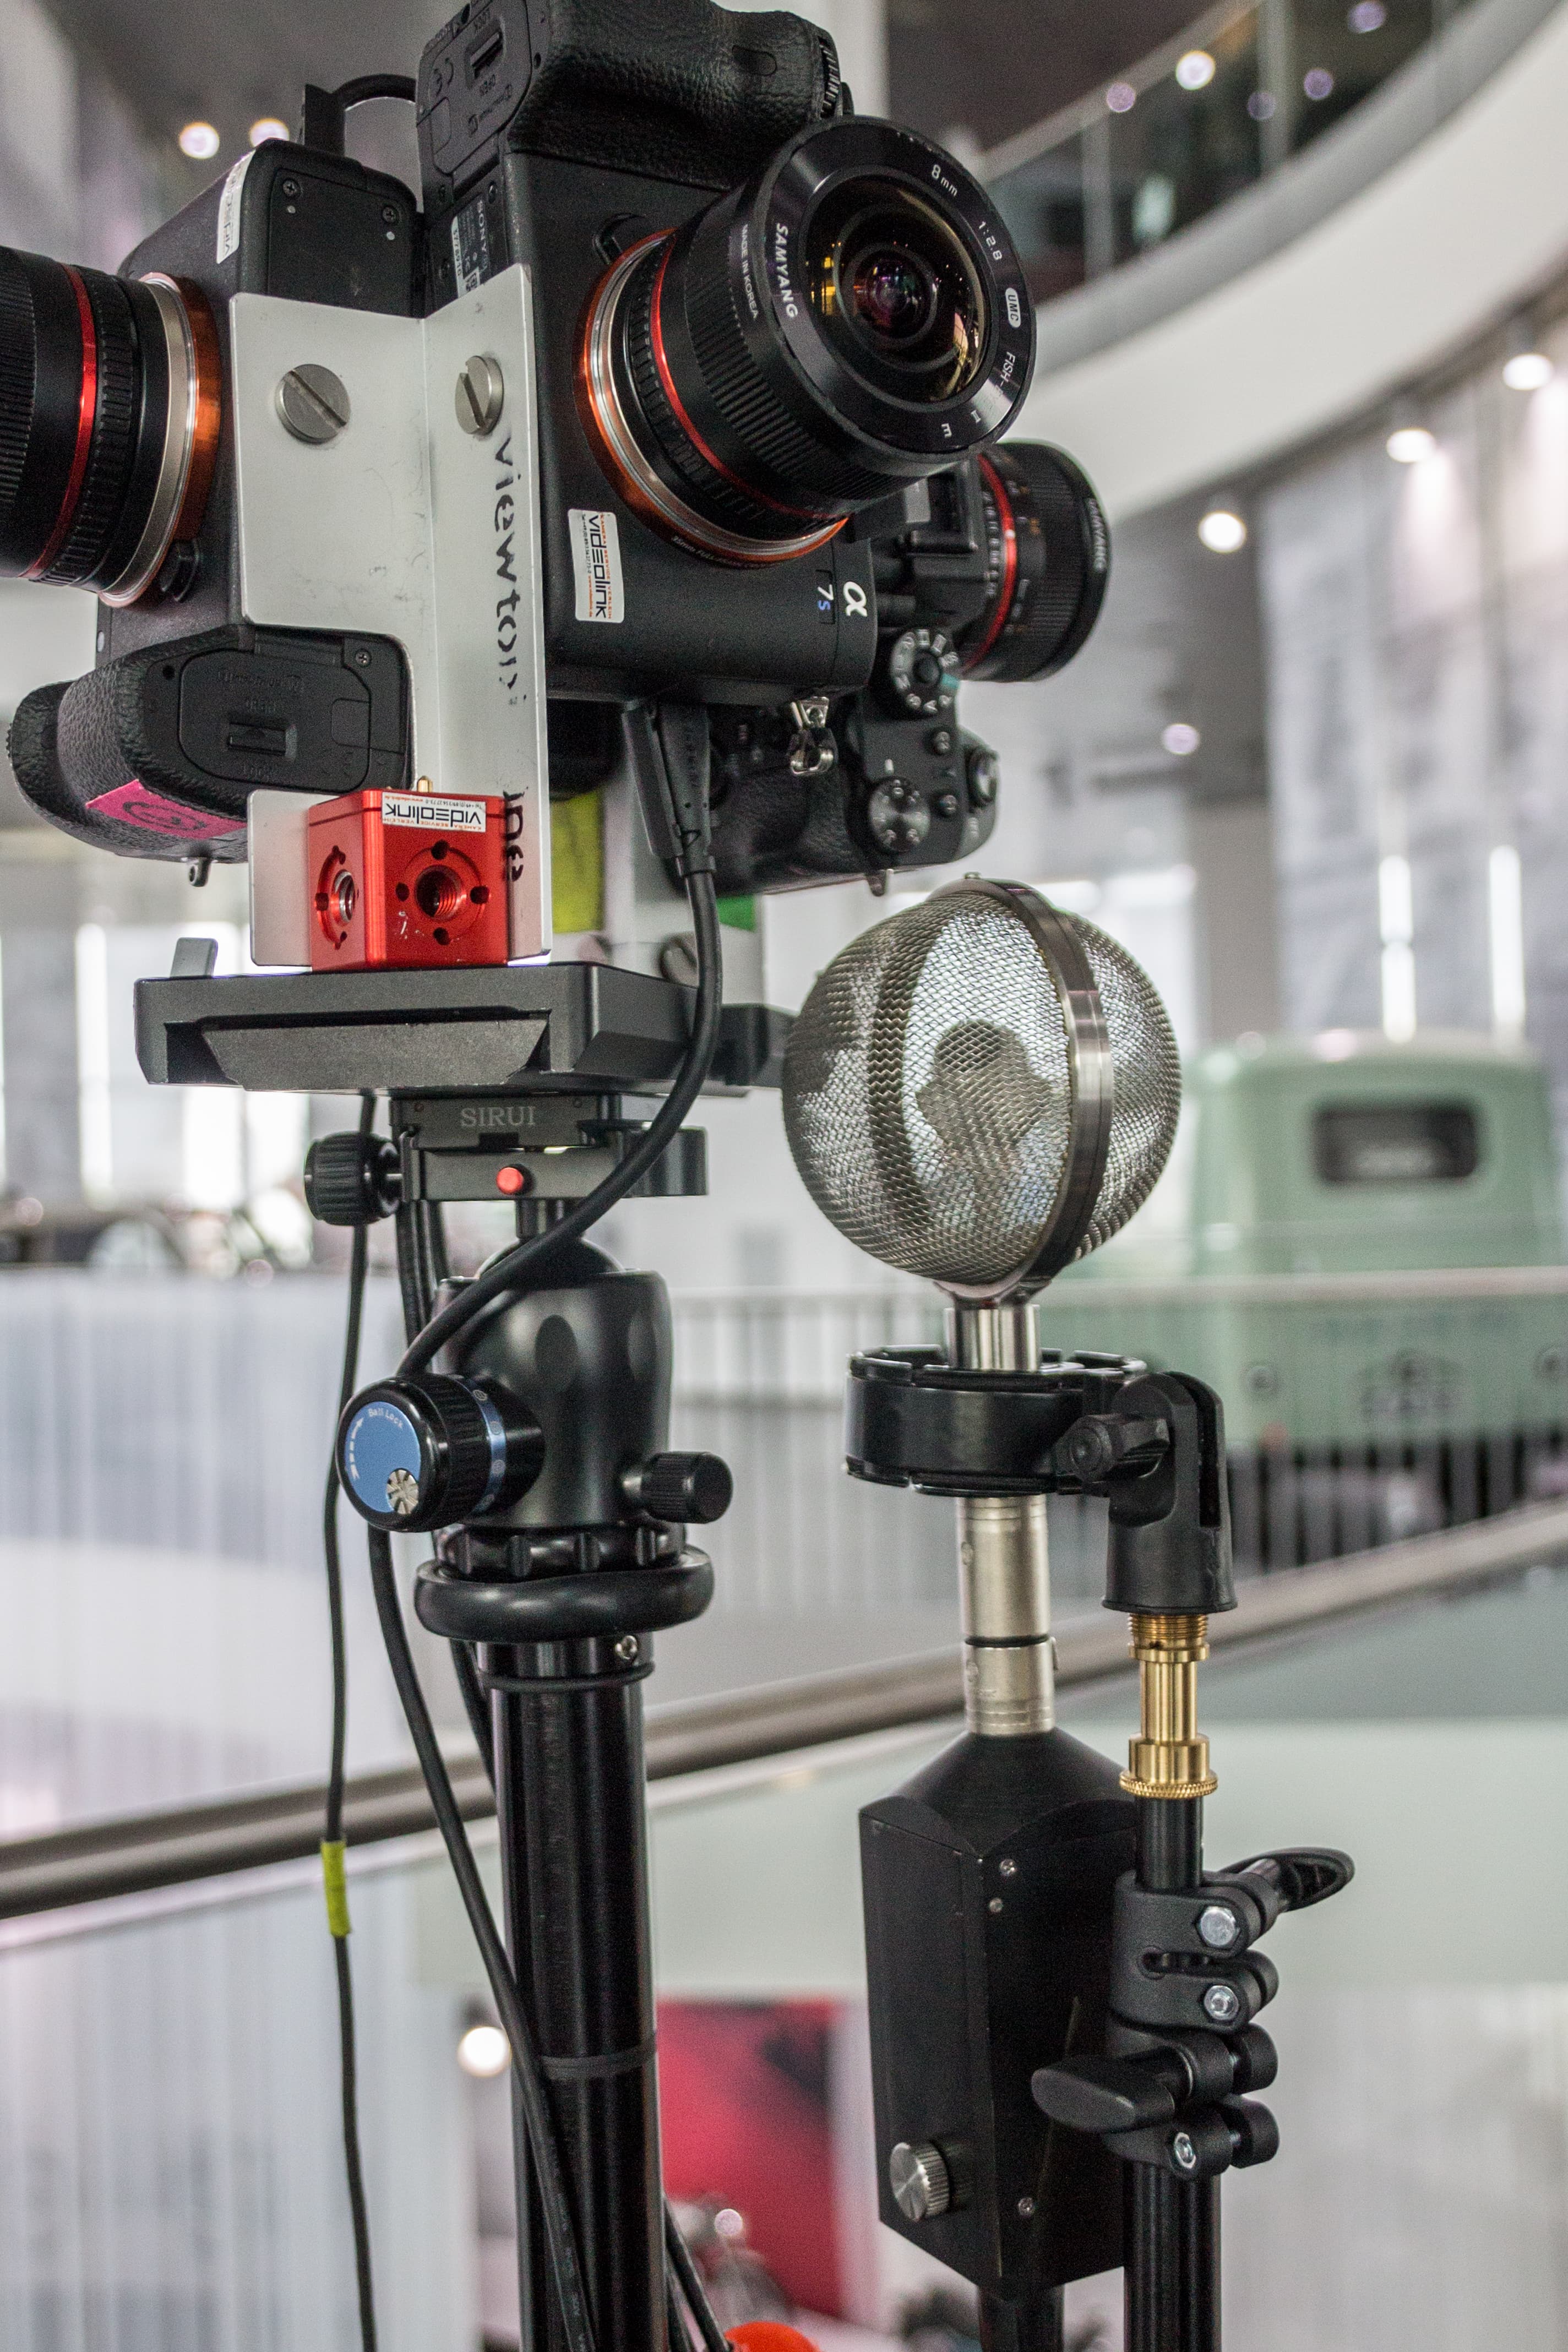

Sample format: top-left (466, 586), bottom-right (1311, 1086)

top-left (456, 353), bottom-right (505, 437)
top-left (276, 364), bottom-right (351, 444)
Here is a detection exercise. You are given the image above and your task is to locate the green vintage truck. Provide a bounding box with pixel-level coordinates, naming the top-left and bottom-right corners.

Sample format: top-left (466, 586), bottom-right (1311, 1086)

top-left (1036, 1032), bottom-right (1568, 1566)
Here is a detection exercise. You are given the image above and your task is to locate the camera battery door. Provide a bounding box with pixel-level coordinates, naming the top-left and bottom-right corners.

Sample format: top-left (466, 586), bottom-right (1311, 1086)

top-left (307, 788), bottom-right (510, 972)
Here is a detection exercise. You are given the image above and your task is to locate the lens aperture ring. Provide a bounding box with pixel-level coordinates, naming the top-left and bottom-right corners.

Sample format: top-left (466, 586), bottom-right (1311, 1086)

top-left (34, 270), bottom-right (141, 587)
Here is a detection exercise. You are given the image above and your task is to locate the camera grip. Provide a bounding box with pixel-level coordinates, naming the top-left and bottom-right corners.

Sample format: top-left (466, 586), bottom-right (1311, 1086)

top-left (9, 656), bottom-right (247, 863)
top-left (511, 0), bottom-right (841, 186)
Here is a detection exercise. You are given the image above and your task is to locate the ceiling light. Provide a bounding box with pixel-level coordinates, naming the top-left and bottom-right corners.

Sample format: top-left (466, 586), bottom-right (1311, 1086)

top-left (1248, 90), bottom-right (1277, 119)
top-left (1198, 508), bottom-right (1248, 553)
top-left (1106, 80), bottom-right (1137, 113)
top-left (1162, 722), bottom-right (1201, 756)
top-left (1303, 67), bottom-right (1335, 99)
top-left (1503, 351), bottom-right (1554, 392)
top-left (249, 116), bottom-right (289, 146)
top-left (457, 2023), bottom-right (510, 2078)
top-left (1386, 424), bottom-right (1436, 464)
top-left (1175, 51), bottom-right (1217, 90)
top-left (1348, 1), bottom-right (1387, 28)
top-left (178, 121), bottom-right (221, 160)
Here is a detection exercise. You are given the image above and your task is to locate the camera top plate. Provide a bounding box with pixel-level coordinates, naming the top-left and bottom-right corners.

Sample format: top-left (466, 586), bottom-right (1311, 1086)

top-left (134, 962), bottom-right (790, 1096)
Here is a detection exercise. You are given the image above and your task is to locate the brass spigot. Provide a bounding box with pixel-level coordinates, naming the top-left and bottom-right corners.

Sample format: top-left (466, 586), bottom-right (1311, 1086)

top-left (1120, 1611), bottom-right (1217, 1799)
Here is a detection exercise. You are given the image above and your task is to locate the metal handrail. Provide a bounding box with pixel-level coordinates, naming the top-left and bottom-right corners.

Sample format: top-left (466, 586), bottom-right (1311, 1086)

top-left (2, 1497), bottom-right (1565, 1924)
top-left (979, 0), bottom-right (1257, 181)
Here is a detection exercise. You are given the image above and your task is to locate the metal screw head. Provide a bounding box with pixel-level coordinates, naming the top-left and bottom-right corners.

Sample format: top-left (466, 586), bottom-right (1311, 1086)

top-left (1016, 2196), bottom-right (1036, 2219)
top-left (1171, 2132), bottom-right (1199, 2174)
top-left (1202, 1981), bottom-right (1243, 2026)
top-left (456, 353), bottom-right (505, 437)
top-left (889, 2141), bottom-right (950, 2223)
top-left (385, 1466), bottom-right (419, 1517)
top-left (614, 1634), bottom-right (640, 1664)
top-left (1198, 1903), bottom-right (1240, 1951)
top-left (276, 364), bottom-right (351, 445)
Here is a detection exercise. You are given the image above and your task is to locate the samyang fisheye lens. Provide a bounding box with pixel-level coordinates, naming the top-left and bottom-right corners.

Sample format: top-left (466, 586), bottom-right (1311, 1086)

top-left (578, 116), bottom-right (1033, 567)
top-left (0, 249), bottom-right (220, 603)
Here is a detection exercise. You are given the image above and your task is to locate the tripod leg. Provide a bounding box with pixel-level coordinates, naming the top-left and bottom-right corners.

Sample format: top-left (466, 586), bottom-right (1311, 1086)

top-left (981, 2289), bottom-right (1065, 2352)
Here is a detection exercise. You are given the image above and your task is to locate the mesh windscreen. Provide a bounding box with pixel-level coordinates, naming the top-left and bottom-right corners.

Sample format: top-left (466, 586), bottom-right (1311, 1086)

top-left (781, 886), bottom-right (1180, 1291)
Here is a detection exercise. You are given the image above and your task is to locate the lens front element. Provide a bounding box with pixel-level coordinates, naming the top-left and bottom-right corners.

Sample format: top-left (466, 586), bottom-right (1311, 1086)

top-left (815, 184), bottom-right (987, 405)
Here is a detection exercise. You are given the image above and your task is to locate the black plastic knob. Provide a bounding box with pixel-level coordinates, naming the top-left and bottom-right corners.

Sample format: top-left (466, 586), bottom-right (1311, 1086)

top-left (623, 1451), bottom-right (733, 1526)
top-left (338, 1374), bottom-right (543, 1532)
top-left (305, 1132), bottom-right (400, 1227)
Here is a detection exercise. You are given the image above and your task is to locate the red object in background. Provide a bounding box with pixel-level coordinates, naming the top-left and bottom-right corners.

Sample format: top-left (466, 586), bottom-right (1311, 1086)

top-left (308, 786), bottom-right (509, 971)
top-left (727, 2328), bottom-right (821, 2351)
top-left (659, 2001), bottom-right (843, 2318)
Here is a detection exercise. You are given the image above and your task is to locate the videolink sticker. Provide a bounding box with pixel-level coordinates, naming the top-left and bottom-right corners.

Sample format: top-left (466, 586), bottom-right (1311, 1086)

top-left (569, 508), bottom-right (625, 624)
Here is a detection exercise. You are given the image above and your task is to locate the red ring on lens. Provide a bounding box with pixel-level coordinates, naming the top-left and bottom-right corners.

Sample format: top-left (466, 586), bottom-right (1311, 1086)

top-left (647, 240), bottom-right (830, 526)
top-left (26, 265), bottom-right (96, 580)
top-left (963, 453), bottom-right (1019, 674)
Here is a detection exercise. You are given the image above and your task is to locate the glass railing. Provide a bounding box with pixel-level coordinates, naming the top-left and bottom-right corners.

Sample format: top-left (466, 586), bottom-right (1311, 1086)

top-left (984, 0), bottom-right (1480, 304)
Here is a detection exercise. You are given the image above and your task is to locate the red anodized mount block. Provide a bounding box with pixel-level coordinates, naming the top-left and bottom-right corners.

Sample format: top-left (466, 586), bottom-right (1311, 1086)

top-left (308, 786), bottom-right (510, 971)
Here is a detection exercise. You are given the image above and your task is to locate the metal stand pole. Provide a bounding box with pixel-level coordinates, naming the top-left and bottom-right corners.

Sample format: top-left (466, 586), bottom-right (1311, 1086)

top-left (981, 2288), bottom-right (1066, 2351)
top-left (492, 1632), bottom-right (666, 2352)
top-left (1125, 1795), bottom-right (1220, 2352)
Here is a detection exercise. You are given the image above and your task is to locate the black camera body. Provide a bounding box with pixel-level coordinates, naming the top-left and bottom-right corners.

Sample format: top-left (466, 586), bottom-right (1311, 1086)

top-left (0, 0), bottom-right (1109, 900)
top-left (418, 0), bottom-right (879, 704)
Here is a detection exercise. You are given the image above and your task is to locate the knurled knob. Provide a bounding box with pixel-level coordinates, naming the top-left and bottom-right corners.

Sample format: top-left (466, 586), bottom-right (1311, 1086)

top-left (338, 1374), bottom-right (542, 1532)
top-left (304, 1132), bottom-right (400, 1227)
top-left (888, 2140), bottom-right (951, 2223)
top-left (624, 1451), bottom-right (733, 1526)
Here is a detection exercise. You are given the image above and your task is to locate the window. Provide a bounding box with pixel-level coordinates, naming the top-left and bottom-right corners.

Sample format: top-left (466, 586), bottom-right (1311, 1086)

top-left (1312, 1101), bottom-right (1479, 1185)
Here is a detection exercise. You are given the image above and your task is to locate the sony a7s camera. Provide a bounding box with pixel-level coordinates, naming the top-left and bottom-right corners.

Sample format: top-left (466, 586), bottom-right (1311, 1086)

top-left (0, 0), bottom-right (1108, 935)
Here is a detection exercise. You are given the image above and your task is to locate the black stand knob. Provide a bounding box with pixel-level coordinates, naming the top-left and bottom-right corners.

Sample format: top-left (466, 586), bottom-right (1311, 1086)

top-left (305, 1131), bottom-right (400, 1226)
top-left (622, 1451), bottom-right (733, 1525)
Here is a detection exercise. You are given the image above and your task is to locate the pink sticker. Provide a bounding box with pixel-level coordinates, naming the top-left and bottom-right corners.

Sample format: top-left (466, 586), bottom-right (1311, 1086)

top-left (86, 781), bottom-right (242, 842)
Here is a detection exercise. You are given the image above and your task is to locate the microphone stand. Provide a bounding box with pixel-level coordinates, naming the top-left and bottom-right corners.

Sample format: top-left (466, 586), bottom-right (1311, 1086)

top-left (848, 1326), bottom-right (1352, 2352)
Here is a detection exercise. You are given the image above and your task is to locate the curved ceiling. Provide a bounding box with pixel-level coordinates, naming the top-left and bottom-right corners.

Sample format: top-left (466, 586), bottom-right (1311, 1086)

top-left (1017, 0), bottom-right (1568, 515)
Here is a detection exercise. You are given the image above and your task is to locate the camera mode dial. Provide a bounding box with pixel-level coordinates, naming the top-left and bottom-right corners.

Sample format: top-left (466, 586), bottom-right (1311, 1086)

top-left (884, 628), bottom-right (961, 719)
top-left (338, 1375), bottom-right (545, 1533)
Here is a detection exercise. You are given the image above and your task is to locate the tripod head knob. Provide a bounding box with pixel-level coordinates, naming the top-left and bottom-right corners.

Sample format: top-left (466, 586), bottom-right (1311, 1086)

top-left (305, 1130), bottom-right (400, 1226)
top-left (621, 1450), bottom-right (733, 1526)
top-left (339, 1374), bottom-right (545, 1532)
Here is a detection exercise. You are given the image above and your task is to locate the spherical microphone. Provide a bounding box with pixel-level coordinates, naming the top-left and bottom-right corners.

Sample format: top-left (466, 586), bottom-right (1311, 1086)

top-left (781, 878), bottom-right (1181, 1302)
top-left (782, 877), bottom-right (1182, 1740)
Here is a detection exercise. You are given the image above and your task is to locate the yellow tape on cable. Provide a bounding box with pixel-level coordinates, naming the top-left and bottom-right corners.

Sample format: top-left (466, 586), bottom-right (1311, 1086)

top-left (321, 1839), bottom-right (351, 1939)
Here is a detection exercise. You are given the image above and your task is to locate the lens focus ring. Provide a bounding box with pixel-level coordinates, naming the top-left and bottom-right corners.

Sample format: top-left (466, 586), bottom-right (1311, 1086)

top-left (36, 271), bottom-right (140, 587)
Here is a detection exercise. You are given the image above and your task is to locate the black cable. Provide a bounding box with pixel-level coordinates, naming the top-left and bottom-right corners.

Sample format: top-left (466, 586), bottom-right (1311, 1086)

top-left (398, 872), bottom-right (723, 1378)
top-left (366, 1527), bottom-right (598, 2352)
top-left (665, 2208), bottom-right (730, 2352)
top-left (323, 1091), bottom-right (378, 2352)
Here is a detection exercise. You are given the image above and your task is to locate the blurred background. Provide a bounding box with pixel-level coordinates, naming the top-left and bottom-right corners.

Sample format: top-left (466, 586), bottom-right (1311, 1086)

top-left (2, 0), bottom-right (1568, 2345)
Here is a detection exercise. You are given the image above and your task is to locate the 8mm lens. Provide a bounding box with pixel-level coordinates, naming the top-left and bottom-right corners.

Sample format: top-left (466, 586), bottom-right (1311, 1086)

top-left (0, 248), bottom-right (221, 602)
top-left (578, 118), bottom-right (1035, 567)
